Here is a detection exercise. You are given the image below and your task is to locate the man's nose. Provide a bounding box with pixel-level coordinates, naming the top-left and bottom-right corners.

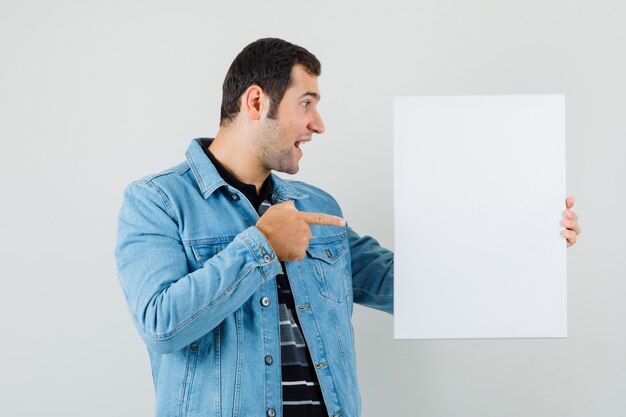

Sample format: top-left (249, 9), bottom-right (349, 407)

top-left (308, 111), bottom-right (325, 134)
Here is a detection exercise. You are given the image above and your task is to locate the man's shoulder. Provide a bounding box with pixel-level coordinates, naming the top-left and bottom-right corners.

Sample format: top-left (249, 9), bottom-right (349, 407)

top-left (132, 161), bottom-right (192, 190)
top-left (285, 179), bottom-right (335, 199)
top-left (280, 179), bottom-right (343, 216)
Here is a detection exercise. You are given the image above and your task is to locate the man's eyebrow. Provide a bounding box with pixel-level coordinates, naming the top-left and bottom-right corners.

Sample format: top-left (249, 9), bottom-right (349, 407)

top-left (299, 91), bottom-right (321, 101)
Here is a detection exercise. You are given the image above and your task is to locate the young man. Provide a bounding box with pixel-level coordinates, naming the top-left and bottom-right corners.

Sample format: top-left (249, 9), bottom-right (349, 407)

top-left (115, 38), bottom-right (580, 417)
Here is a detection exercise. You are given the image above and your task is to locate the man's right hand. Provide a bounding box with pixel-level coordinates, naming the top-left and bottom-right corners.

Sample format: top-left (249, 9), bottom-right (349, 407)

top-left (256, 201), bottom-right (346, 261)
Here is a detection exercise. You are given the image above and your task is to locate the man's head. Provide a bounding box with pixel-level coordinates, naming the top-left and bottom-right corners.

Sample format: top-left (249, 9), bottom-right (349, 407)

top-left (220, 38), bottom-right (321, 127)
top-left (218, 38), bottom-right (325, 176)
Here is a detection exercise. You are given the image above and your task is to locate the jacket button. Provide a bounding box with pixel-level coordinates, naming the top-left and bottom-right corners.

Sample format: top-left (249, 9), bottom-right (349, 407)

top-left (261, 296), bottom-right (271, 307)
top-left (263, 254), bottom-right (271, 263)
top-left (265, 355), bottom-right (273, 365)
top-left (231, 194), bottom-right (240, 201)
top-left (267, 409), bottom-right (276, 417)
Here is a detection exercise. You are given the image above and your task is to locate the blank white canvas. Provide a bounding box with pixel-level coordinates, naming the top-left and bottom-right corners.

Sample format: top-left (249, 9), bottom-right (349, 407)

top-left (393, 95), bottom-right (567, 339)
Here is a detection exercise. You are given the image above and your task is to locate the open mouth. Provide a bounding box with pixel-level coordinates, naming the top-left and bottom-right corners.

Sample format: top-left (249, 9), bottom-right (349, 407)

top-left (294, 140), bottom-right (309, 152)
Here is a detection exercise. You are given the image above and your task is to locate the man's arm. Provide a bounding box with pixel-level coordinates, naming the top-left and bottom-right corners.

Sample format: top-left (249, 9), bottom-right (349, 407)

top-left (347, 226), bottom-right (394, 314)
top-left (115, 182), bottom-right (282, 354)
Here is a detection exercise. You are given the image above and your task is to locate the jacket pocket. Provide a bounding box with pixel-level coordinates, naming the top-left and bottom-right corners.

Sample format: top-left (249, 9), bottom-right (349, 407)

top-left (188, 237), bottom-right (235, 269)
top-left (178, 343), bottom-right (198, 417)
top-left (191, 243), bottom-right (225, 263)
top-left (306, 238), bottom-right (350, 303)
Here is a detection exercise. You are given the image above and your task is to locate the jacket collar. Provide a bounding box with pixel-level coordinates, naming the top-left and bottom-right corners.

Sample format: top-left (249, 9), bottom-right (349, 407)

top-left (185, 138), bottom-right (308, 202)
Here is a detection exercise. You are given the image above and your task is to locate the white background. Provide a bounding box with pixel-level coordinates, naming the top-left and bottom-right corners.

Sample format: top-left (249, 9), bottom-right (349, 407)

top-left (1, 1), bottom-right (624, 416)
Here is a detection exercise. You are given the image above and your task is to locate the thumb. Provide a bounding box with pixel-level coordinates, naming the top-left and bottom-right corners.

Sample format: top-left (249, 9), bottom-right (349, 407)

top-left (565, 196), bottom-right (575, 209)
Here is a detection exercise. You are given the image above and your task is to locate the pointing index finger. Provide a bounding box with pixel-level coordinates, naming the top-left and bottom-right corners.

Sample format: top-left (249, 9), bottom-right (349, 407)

top-left (300, 211), bottom-right (346, 227)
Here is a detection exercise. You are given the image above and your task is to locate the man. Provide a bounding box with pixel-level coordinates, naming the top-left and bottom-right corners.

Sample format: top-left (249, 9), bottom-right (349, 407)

top-left (115, 38), bottom-right (580, 417)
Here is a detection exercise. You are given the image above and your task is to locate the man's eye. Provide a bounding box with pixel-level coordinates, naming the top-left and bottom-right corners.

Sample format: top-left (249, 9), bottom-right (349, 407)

top-left (301, 101), bottom-right (310, 109)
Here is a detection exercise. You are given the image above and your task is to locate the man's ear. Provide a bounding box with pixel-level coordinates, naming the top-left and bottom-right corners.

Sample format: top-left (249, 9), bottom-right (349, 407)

top-left (241, 85), bottom-right (266, 121)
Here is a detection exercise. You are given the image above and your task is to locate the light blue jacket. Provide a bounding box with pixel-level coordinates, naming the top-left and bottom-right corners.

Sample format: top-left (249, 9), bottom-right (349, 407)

top-left (115, 139), bottom-right (394, 417)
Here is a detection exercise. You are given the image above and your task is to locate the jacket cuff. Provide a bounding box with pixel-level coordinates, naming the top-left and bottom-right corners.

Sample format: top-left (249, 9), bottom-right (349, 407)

top-left (236, 226), bottom-right (283, 281)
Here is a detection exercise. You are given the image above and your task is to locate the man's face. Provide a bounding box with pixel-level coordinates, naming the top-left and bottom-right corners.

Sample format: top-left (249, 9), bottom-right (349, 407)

top-left (255, 65), bottom-right (325, 175)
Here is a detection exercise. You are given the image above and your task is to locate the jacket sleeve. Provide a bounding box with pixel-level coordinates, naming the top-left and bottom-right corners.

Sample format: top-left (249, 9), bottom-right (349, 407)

top-left (347, 226), bottom-right (394, 314)
top-left (115, 181), bottom-right (282, 354)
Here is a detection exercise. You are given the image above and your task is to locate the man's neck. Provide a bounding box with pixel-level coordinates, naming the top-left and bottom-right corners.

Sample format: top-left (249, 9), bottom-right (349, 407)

top-left (208, 128), bottom-right (270, 194)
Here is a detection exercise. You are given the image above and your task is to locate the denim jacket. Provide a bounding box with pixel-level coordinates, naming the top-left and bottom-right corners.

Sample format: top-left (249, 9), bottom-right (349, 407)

top-left (115, 139), bottom-right (394, 417)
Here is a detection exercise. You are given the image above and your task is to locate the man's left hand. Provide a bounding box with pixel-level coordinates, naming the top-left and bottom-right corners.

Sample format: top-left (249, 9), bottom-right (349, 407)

top-left (562, 196), bottom-right (581, 247)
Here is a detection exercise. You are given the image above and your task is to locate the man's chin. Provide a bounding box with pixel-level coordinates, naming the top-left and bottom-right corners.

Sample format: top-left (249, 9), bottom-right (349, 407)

top-left (267, 151), bottom-right (300, 175)
top-left (283, 166), bottom-right (299, 175)
top-left (275, 163), bottom-right (299, 175)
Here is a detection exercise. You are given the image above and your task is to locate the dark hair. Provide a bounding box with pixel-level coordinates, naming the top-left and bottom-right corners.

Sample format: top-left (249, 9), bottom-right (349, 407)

top-left (220, 38), bottom-right (321, 127)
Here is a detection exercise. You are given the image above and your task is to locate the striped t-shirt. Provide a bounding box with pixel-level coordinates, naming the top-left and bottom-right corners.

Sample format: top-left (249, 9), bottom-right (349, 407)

top-left (275, 270), bottom-right (327, 416)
